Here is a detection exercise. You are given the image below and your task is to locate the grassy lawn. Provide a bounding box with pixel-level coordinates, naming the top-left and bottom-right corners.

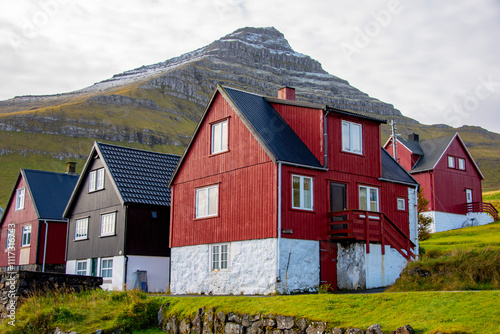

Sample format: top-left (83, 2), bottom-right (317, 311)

top-left (483, 190), bottom-right (500, 212)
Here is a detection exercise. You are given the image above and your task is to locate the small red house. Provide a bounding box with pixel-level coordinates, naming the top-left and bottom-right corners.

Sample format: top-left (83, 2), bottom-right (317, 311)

top-left (385, 133), bottom-right (497, 232)
top-left (169, 86), bottom-right (419, 294)
top-left (0, 164), bottom-right (79, 273)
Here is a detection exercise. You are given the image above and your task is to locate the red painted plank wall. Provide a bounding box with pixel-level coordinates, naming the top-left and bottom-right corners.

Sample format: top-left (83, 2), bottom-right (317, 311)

top-left (171, 92), bottom-right (278, 247)
top-left (385, 140), bottom-right (420, 171)
top-left (0, 176), bottom-right (40, 267)
top-left (327, 114), bottom-right (381, 179)
top-left (37, 221), bottom-right (67, 264)
top-left (271, 104), bottom-right (325, 165)
top-left (429, 138), bottom-right (482, 214)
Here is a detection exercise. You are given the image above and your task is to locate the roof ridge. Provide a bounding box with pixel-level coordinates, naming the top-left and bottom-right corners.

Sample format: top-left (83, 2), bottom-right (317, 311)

top-left (22, 169), bottom-right (78, 176)
top-left (96, 142), bottom-right (180, 158)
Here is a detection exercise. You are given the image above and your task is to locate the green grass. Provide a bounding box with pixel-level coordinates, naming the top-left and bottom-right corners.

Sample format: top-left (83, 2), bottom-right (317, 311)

top-left (389, 222), bottom-right (500, 292)
top-left (2, 290), bottom-right (498, 334)
top-left (483, 190), bottom-right (500, 212)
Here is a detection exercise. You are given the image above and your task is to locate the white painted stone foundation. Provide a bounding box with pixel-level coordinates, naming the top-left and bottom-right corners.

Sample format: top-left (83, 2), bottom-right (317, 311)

top-left (170, 238), bottom-right (319, 295)
top-left (424, 211), bottom-right (494, 233)
top-left (336, 242), bottom-right (409, 290)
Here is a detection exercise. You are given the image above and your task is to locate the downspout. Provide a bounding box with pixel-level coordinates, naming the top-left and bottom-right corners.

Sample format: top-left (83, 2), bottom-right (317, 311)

top-left (42, 220), bottom-right (48, 272)
top-left (277, 161), bottom-right (282, 283)
top-left (324, 109), bottom-right (330, 169)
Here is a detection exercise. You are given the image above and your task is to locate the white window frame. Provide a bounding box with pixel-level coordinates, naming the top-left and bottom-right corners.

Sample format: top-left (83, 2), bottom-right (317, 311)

top-left (397, 198), bottom-right (405, 211)
top-left (342, 120), bottom-right (363, 154)
top-left (359, 186), bottom-right (379, 212)
top-left (196, 185), bottom-right (219, 218)
top-left (292, 175), bottom-right (314, 210)
top-left (76, 260), bottom-right (88, 276)
top-left (101, 258), bottom-right (113, 278)
top-left (21, 225), bottom-right (31, 247)
top-left (458, 158), bottom-right (466, 170)
top-left (466, 189), bottom-right (473, 204)
top-left (89, 168), bottom-right (104, 192)
top-left (75, 218), bottom-right (89, 240)
top-left (15, 188), bottom-right (25, 211)
top-left (211, 119), bottom-right (228, 154)
top-left (448, 156), bottom-right (456, 168)
top-left (211, 243), bottom-right (229, 271)
top-left (100, 212), bottom-right (116, 236)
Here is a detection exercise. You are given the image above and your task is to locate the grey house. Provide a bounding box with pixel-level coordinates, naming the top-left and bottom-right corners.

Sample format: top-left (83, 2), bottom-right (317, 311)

top-left (63, 142), bottom-right (180, 292)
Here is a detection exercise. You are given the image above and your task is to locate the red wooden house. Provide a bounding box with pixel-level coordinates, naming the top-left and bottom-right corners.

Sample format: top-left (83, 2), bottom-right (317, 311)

top-left (385, 133), bottom-right (497, 232)
top-left (0, 164), bottom-right (79, 273)
top-left (169, 86), bottom-right (419, 294)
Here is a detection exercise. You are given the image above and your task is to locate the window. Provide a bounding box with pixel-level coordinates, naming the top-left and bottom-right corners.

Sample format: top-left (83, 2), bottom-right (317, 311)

top-left (211, 120), bottom-right (228, 154)
top-left (5, 229), bottom-right (14, 250)
top-left (359, 186), bottom-right (379, 212)
top-left (397, 198), bottom-right (405, 211)
top-left (101, 258), bottom-right (113, 278)
top-left (196, 185), bottom-right (219, 218)
top-left (15, 188), bottom-right (25, 211)
top-left (75, 218), bottom-right (89, 240)
top-left (458, 158), bottom-right (466, 170)
top-left (89, 168), bottom-right (105, 192)
top-left (76, 260), bottom-right (88, 276)
top-left (100, 212), bottom-right (116, 236)
top-left (342, 120), bottom-right (362, 154)
top-left (21, 225), bottom-right (31, 247)
top-left (448, 156), bottom-right (455, 168)
top-left (212, 244), bottom-right (229, 271)
top-left (292, 175), bottom-right (313, 210)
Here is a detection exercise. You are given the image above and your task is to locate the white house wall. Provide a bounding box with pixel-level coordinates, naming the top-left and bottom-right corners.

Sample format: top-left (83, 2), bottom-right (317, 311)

top-left (424, 211), bottom-right (494, 233)
top-left (126, 255), bottom-right (170, 293)
top-left (336, 243), bottom-right (366, 290)
top-left (408, 187), bottom-right (419, 254)
top-left (170, 238), bottom-right (320, 295)
top-left (365, 244), bottom-right (408, 289)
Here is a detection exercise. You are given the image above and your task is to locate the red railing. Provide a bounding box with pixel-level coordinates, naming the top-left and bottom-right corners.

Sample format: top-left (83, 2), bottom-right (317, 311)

top-left (465, 202), bottom-right (498, 221)
top-left (327, 210), bottom-right (416, 261)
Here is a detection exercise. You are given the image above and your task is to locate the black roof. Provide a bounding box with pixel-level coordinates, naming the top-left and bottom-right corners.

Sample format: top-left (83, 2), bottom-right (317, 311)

top-left (410, 134), bottom-right (455, 173)
top-left (223, 86), bottom-right (323, 168)
top-left (380, 148), bottom-right (418, 186)
top-left (397, 137), bottom-right (424, 156)
top-left (96, 142), bottom-right (180, 206)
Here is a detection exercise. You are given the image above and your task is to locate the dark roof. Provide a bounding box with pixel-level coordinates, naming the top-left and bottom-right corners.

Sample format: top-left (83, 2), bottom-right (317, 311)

top-left (23, 169), bottom-right (79, 220)
top-left (222, 86), bottom-right (323, 168)
top-left (96, 142), bottom-right (181, 206)
top-left (380, 148), bottom-right (418, 186)
top-left (397, 137), bottom-right (424, 156)
top-left (410, 134), bottom-right (455, 173)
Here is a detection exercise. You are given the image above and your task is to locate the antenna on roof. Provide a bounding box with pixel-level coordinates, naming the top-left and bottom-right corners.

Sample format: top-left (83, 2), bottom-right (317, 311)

top-left (391, 120), bottom-right (401, 162)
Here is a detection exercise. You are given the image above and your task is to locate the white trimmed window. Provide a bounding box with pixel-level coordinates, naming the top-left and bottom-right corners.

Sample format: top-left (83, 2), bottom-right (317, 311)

top-left (89, 168), bottom-right (105, 192)
top-left (15, 188), bottom-right (25, 211)
top-left (101, 258), bottom-right (113, 278)
top-left (196, 185), bottom-right (219, 218)
top-left (76, 260), bottom-right (88, 276)
top-left (397, 198), bottom-right (405, 211)
top-left (211, 120), bottom-right (228, 154)
top-left (212, 244), bottom-right (229, 271)
top-left (292, 175), bottom-right (313, 210)
top-left (342, 120), bottom-right (362, 154)
top-left (458, 158), bottom-right (466, 170)
top-left (100, 212), bottom-right (116, 236)
top-left (448, 156), bottom-right (455, 168)
top-left (21, 225), bottom-right (31, 247)
top-left (359, 186), bottom-right (379, 212)
top-left (75, 218), bottom-right (89, 240)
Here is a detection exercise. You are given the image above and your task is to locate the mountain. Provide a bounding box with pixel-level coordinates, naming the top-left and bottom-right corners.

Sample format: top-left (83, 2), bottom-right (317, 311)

top-left (0, 27), bottom-right (498, 206)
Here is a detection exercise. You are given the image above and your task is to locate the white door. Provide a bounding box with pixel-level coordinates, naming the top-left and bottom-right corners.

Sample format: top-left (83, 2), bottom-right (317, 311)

top-left (466, 189), bottom-right (473, 203)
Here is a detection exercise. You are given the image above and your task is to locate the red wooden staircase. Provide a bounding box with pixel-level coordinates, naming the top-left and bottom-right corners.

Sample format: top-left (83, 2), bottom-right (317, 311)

top-left (465, 202), bottom-right (498, 221)
top-left (328, 210), bottom-right (416, 261)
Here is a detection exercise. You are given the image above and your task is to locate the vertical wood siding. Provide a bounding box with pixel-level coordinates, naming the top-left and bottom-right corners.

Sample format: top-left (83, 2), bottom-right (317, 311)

top-left (37, 221), bottom-right (68, 264)
top-left (271, 104), bottom-right (325, 165)
top-left (171, 93), bottom-right (277, 247)
top-left (385, 140), bottom-right (420, 171)
top-left (126, 205), bottom-right (171, 256)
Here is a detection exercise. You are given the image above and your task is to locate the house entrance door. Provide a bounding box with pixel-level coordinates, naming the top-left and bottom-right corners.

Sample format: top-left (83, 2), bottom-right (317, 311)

top-left (320, 241), bottom-right (337, 291)
top-left (330, 183), bottom-right (346, 221)
top-left (466, 189), bottom-right (473, 204)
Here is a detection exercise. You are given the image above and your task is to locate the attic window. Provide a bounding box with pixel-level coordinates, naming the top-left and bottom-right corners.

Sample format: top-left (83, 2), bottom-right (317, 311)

top-left (211, 119), bottom-right (228, 154)
top-left (89, 168), bottom-right (105, 192)
top-left (342, 120), bottom-right (362, 154)
top-left (448, 156), bottom-right (456, 168)
top-left (15, 188), bottom-right (25, 211)
top-left (152, 211), bottom-right (157, 219)
top-left (458, 158), bottom-right (466, 170)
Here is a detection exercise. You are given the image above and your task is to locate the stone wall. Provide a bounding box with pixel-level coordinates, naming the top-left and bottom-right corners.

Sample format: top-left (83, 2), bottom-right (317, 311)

top-left (0, 270), bottom-right (102, 318)
top-left (157, 306), bottom-right (415, 334)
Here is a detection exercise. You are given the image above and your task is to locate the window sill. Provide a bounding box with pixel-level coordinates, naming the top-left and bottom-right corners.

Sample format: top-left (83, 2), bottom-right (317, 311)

top-left (88, 188), bottom-right (105, 194)
top-left (20, 245), bottom-right (31, 248)
top-left (341, 150), bottom-right (365, 157)
top-left (194, 215), bottom-right (219, 221)
top-left (290, 208), bottom-right (316, 214)
top-left (74, 237), bottom-right (89, 241)
top-left (210, 149), bottom-right (230, 157)
top-left (99, 234), bottom-right (116, 238)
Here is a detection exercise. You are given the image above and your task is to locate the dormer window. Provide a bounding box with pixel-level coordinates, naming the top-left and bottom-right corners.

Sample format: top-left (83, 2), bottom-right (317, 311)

top-left (342, 120), bottom-right (362, 154)
top-left (211, 119), bottom-right (228, 154)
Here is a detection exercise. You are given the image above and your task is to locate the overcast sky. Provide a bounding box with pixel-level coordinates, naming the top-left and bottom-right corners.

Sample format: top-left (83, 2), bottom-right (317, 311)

top-left (2, 0), bottom-right (499, 133)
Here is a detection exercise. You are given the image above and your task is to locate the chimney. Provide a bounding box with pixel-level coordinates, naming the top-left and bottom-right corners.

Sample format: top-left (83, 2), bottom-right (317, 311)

top-left (408, 133), bottom-right (419, 142)
top-left (66, 162), bottom-right (76, 175)
top-left (278, 86), bottom-right (296, 101)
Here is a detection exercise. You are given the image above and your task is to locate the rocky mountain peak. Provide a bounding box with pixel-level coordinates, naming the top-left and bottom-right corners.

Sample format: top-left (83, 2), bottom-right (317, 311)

top-left (218, 26), bottom-right (293, 52)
